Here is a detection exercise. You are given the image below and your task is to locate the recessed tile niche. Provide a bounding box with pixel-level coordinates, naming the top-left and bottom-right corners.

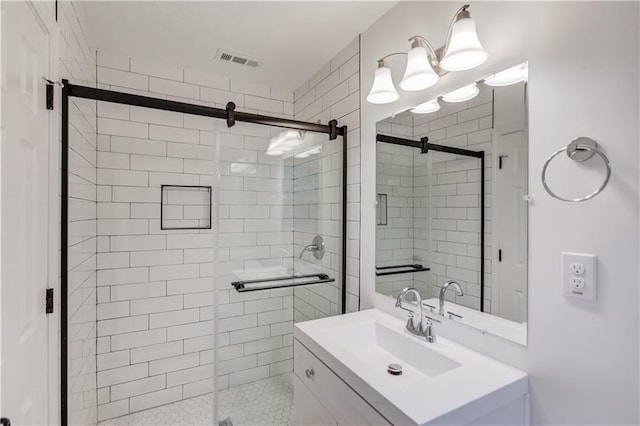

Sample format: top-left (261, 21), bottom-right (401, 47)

top-left (161, 185), bottom-right (212, 230)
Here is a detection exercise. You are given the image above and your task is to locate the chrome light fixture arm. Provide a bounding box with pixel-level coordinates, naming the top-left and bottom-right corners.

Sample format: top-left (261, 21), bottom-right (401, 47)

top-left (376, 52), bottom-right (408, 68)
top-left (409, 35), bottom-right (440, 67)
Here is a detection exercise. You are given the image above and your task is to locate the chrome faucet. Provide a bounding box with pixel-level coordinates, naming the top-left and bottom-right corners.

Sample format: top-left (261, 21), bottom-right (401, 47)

top-left (439, 280), bottom-right (464, 316)
top-left (396, 287), bottom-right (436, 343)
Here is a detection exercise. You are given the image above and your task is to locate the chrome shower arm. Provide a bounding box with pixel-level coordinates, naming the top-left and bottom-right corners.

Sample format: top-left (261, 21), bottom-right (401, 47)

top-left (298, 235), bottom-right (325, 260)
top-left (298, 244), bottom-right (317, 258)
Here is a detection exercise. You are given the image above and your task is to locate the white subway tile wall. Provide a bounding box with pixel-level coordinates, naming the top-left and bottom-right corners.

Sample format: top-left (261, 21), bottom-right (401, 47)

top-left (95, 52), bottom-right (297, 420)
top-left (61, 1), bottom-right (99, 424)
top-left (293, 37), bottom-right (361, 314)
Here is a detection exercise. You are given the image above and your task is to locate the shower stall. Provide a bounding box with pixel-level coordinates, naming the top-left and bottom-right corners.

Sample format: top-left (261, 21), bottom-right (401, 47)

top-left (61, 81), bottom-right (346, 425)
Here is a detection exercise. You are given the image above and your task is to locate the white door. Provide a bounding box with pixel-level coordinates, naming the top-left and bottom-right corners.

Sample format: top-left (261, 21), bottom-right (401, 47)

top-left (494, 131), bottom-right (528, 323)
top-left (1, 1), bottom-right (51, 423)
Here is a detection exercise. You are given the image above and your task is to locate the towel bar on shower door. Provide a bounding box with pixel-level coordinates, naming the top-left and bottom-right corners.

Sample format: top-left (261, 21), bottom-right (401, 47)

top-left (231, 273), bottom-right (335, 292)
top-left (375, 264), bottom-right (430, 276)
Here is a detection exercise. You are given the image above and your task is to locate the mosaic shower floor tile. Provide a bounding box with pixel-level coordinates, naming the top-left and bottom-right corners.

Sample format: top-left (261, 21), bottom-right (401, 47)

top-left (100, 373), bottom-right (294, 426)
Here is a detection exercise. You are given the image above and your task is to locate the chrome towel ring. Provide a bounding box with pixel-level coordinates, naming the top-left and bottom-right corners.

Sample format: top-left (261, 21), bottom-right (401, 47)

top-left (541, 137), bottom-right (611, 202)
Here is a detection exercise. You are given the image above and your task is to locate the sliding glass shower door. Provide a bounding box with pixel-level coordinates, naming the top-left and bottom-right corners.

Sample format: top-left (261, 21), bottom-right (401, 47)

top-left (215, 122), bottom-right (344, 425)
top-left (62, 80), bottom-right (345, 426)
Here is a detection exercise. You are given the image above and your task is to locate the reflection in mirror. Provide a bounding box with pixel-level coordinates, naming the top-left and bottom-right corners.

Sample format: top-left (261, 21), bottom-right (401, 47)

top-left (375, 63), bottom-right (528, 344)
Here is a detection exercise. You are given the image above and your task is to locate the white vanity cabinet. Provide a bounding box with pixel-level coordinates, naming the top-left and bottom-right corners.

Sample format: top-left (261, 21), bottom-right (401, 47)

top-left (294, 340), bottom-right (389, 425)
top-left (294, 374), bottom-right (339, 426)
top-left (294, 309), bottom-right (529, 426)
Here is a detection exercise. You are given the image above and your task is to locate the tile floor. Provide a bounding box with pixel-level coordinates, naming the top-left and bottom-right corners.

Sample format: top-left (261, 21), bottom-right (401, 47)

top-left (101, 373), bottom-right (295, 426)
top-left (218, 373), bottom-right (295, 426)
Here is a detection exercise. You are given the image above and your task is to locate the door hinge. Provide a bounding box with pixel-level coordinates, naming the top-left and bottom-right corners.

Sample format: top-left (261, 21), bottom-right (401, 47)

top-left (46, 82), bottom-right (54, 110)
top-left (46, 288), bottom-right (54, 314)
top-left (43, 78), bottom-right (63, 110)
top-left (498, 249), bottom-right (503, 262)
top-left (498, 154), bottom-right (508, 169)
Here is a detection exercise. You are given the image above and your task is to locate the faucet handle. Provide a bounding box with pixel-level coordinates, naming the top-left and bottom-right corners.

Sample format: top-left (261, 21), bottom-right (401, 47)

top-left (405, 311), bottom-right (417, 333)
top-left (421, 317), bottom-right (437, 343)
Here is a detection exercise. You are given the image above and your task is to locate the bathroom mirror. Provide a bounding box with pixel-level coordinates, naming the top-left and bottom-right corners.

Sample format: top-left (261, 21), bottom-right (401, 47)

top-left (375, 63), bottom-right (529, 345)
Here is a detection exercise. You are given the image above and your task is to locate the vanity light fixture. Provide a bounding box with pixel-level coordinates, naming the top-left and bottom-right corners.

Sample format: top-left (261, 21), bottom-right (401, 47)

top-left (442, 83), bottom-right (479, 102)
top-left (366, 4), bottom-right (487, 105)
top-left (410, 99), bottom-right (441, 114)
top-left (484, 63), bottom-right (528, 86)
top-left (366, 62), bottom-right (400, 104)
top-left (399, 37), bottom-right (440, 91)
top-left (439, 7), bottom-right (489, 71)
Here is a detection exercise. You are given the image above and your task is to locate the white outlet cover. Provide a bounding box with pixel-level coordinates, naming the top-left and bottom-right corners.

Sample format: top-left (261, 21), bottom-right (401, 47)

top-left (562, 252), bottom-right (597, 301)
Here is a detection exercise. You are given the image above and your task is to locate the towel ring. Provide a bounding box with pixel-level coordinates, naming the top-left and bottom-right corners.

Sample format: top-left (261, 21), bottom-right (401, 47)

top-left (541, 137), bottom-right (611, 203)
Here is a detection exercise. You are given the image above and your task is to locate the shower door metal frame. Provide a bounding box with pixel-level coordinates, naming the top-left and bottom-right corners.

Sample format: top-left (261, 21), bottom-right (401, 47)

top-left (376, 133), bottom-right (486, 311)
top-left (60, 80), bottom-right (348, 425)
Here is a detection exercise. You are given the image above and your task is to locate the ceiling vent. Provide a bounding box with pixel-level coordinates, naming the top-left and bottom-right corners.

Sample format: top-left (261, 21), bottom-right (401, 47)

top-left (215, 49), bottom-right (261, 69)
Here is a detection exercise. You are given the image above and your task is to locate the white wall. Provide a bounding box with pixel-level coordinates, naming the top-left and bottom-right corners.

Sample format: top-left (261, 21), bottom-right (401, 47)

top-left (360, 2), bottom-right (639, 425)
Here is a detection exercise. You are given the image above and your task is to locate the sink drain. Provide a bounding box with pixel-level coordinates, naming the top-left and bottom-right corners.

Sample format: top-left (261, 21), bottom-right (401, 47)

top-left (387, 363), bottom-right (403, 376)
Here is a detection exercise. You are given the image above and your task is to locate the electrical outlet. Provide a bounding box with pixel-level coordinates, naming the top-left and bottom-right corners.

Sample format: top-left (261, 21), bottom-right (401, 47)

top-left (570, 277), bottom-right (585, 289)
top-left (570, 263), bottom-right (585, 276)
top-left (562, 252), bottom-right (597, 300)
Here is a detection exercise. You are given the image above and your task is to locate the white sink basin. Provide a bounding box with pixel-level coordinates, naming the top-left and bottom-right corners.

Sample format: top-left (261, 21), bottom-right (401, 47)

top-left (295, 309), bottom-right (528, 425)
top-left (329, 321), bottom-right (460, 378)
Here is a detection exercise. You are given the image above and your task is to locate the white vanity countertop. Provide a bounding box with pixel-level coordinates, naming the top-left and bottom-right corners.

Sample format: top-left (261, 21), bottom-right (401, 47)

top-left (423, 297), bottom-right (528, 346)
top-left (294, 309), bottom-right (528, 425)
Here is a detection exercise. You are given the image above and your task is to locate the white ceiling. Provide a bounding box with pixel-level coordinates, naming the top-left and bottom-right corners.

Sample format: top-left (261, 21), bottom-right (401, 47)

top-left (82, 1), bottom-right (396, 91)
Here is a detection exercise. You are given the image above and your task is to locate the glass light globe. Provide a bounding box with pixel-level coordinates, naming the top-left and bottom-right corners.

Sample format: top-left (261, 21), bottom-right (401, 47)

top-left (484, 63), bottom-right (528, 86)
top-left (442, 83), bottom-right (479, 103)
top-left (411, 99), bottom-right (441, 114)
top-left (400, 46), bottom-right (439, 91)
top-left (440, 17), bottom-right (488, 71)
top-left (366, 65), bottom-right (399, 104)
